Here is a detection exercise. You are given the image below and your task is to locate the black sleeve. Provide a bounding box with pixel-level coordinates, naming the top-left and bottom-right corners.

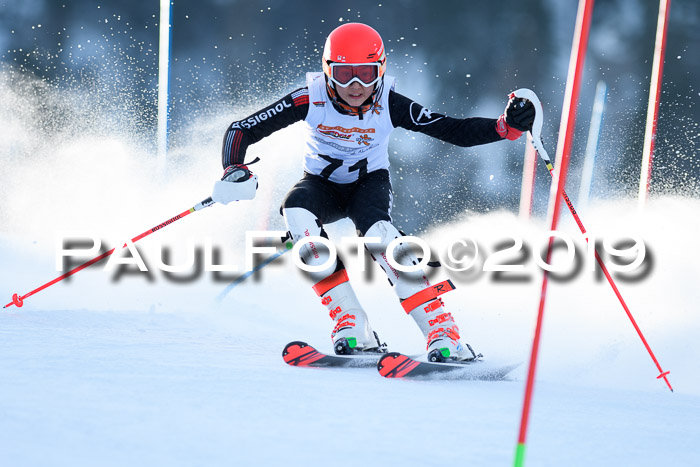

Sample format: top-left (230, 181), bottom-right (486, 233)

top-left (221, 88), bottom-right (310, 168)
top-left (388, 90), bottom-right (504, 147)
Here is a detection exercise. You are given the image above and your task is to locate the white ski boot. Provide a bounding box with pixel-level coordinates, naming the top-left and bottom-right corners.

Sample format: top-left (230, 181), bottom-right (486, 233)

top-left (313, 270), bottom-right (385, 355)
top-left (405, 295), bottom-right (479, 362)
top-left (362, 220), bottom-right (478, 362)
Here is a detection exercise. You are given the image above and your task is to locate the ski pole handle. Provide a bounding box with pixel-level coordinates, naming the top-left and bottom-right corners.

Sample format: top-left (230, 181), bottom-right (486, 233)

top-left (193, 197), bottom-right (216, 211)
top-left (511, 88), bottom-right (552, 166)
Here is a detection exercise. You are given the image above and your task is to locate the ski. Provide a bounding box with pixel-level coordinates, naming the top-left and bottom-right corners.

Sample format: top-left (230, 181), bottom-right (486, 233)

top-left (377, 352), bottom-right (520, 380)
top-left (282, 341), bottom-right (386, 368)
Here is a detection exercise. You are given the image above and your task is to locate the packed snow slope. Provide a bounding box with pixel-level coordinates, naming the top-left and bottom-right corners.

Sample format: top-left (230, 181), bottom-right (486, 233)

top-left (1, 195), bottom-right (699, 467)
top-left (1, 69), bottom-right (699, 467)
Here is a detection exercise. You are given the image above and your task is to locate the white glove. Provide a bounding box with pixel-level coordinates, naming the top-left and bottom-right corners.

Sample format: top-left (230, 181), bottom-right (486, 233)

top-left (212, 164), bottom-right (258, 205)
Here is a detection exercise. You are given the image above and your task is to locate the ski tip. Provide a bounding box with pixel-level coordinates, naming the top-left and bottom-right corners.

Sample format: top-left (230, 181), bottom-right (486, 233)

top-left (377, 352), bottom-right (403, 365)
top-left (282, 341), bottom-right (310, 353)
top-left (282, 341), bottom-right (325, 367)
top-left (377, 352), bottom-right (419, 378)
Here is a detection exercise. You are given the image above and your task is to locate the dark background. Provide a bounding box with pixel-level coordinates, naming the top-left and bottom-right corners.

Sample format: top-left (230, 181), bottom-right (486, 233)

top-left (2, 0), bottom-right (698, 232)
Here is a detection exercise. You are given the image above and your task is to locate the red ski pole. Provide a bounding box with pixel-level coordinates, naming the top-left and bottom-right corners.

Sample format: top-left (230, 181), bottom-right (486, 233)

top-left (3, 197), bottom-right (216, 309)
top-left (513, 88), bottom-right (673, 392)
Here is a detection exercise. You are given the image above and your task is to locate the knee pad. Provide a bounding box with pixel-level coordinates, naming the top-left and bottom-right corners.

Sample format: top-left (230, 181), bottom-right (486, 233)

top-left (282, 207), bottom-right (338, 282)
top-left (364, 220), bottom-right (431, 299)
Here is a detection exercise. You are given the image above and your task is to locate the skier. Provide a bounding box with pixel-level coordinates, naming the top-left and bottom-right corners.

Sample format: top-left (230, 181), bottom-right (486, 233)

top-left (212, 22), bottom-right (535, 361)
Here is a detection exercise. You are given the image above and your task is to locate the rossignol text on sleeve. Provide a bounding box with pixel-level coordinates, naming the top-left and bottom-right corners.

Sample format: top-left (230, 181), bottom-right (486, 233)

top-left (221, 88), bottom-right (310, 168)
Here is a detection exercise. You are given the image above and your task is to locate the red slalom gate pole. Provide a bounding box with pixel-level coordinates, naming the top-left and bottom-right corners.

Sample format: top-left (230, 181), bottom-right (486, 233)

top-left (513, 1), bottom-right (595, 465)
top-left (518, 134), bottom-right (537, 220)
top-left (3, 197), bottom-right (215, 309)
top-left (638, 0), bottom-right (672, 208)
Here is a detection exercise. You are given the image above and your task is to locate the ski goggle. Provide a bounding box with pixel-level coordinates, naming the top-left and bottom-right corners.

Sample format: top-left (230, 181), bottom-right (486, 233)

top-left (328, 63), bottom-right (382, 88)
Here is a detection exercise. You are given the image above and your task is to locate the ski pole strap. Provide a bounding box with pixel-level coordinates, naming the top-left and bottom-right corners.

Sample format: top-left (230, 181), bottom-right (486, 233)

top-left (312, 269), bottom-right (350, 296)
top-left (401, 280), bottom-right (456, 314)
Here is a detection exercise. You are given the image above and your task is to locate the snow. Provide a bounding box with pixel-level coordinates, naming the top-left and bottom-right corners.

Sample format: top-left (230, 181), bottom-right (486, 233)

top-left (2, 196), bottom-right (699, 467)
top-left (2, 65), bottom-right (699, 467)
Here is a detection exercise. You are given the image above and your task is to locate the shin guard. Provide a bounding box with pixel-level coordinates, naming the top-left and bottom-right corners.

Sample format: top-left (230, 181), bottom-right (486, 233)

top-left (282, 207), bottom-right (337, 283)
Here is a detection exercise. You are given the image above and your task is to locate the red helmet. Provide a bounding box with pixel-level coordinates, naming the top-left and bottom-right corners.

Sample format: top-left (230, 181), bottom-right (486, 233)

top-left (321, 23), bottom-right (387, 114)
